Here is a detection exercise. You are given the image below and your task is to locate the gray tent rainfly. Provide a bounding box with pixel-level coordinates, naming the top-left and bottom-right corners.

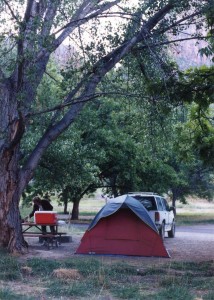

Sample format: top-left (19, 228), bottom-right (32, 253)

top-left (88, 195), bottom-right (158, 232)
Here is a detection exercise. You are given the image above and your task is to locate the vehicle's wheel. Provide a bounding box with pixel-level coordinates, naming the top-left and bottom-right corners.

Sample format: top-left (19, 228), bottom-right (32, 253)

top-left (168, 221), bottom-right (175, 238)
top-left (159, 222), bottom-right (165, 240)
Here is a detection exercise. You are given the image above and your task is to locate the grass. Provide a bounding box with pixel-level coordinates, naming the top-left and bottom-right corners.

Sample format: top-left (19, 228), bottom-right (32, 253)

top-left (176, 213), bottom-right (214, 225)
top-left (0, 251), bottom-right (213, 299)
top-left (203, 292), bottom-right (214, 300)
top-left (151, 286), bottom-right (194, 300)
top-left (47, 278), bottom-right (100, 298)
top-left (0, 289), bottom-right (34, 300)
top-left (176, 198), bottom-right (214, 225)
top-left (0, 249), bottom-right (22, 281)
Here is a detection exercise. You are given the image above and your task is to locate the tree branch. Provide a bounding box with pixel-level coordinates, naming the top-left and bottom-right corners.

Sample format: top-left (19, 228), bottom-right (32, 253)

top-left (23, 0), bottom-right (34, 24)
top-left (157, 10), bottom-right (205, 36)
top-left (40, 1), bottom-right (58, 39)
top-left (2, 0), bottom-right (21, 24)
top-left (53, 9), bottom-right (134, 37)
top-left (133, 35), bottom-right (214, 51)
top-left (35, 0), bottom-right (120, 62)
top-left (21, 2), bottom-right (174, 187)
top-left (0, 68), bottom-right (5, 81)
top-left (26, 91), bottom-right (147, 117)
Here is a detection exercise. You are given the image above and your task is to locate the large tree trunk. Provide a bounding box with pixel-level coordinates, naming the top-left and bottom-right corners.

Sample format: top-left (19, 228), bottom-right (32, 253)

top-left (0, 146), bottom-right (26, 252)
top-left (63, 198), bottom-right (68, 214)
top-left (171, 188), bottom-right (178, 216)
top-left (71, 199), bottom-right (80, 220)
top-left (0, 83), bottom-right (27, 252)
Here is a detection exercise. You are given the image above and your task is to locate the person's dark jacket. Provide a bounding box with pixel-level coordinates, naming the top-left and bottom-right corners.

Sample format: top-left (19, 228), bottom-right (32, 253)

top-left (29, 200), bottom-right (53, 218)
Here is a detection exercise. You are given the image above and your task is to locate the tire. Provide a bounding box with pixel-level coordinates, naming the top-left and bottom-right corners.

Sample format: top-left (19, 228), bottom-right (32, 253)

top-left (168, 221), bottom-right (175, 238)
top-left (159, 222), bottom-right (165, 240)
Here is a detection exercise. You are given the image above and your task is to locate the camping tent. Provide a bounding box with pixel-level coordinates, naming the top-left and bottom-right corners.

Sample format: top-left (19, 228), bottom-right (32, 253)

top-left (76, 195), bottom-right (170, 257)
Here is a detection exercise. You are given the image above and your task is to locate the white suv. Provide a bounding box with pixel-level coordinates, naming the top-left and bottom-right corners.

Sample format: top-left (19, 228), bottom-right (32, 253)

top-left (129, 192), bottom-right (175, 239)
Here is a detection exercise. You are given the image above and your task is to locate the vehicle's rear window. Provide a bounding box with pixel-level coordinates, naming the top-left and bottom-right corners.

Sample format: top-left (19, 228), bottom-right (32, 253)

top-left (132, 196), bottom-right (157, 210)
top-left (155, 197), bottom-right (164, 211)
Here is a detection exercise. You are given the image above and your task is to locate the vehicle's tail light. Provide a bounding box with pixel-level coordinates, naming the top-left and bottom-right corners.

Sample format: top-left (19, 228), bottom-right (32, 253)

top-left (155, 212), bottom-right (160, 222)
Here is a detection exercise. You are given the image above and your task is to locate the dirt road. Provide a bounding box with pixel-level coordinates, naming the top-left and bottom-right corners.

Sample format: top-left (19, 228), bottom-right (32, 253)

top-left (164, 224), bottom-right (214, 262)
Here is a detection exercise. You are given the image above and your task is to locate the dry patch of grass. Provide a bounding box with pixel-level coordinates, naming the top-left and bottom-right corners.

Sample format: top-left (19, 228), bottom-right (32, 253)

top-left (52, 268), bottom-right (82, 280)
top-left (21, 266), bottom-right (32, 275)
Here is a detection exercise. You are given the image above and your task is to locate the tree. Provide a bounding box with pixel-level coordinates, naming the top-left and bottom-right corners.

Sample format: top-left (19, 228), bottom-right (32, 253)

top-left (23, 129), bottom-right (100, 218)
top-left (176, 66), bottom-right (214, 167)
top-left (0, 0), bottom-right (213, 253)
top-left (23, 65), bottom-right (214, 220)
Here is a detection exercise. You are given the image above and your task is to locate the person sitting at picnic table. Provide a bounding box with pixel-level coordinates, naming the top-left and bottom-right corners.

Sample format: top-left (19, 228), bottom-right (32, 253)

top-left (26, 196), bottom-right (55, 234)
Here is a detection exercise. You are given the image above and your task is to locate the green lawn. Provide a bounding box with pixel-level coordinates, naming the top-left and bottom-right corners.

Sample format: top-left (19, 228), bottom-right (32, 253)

top-left (176, 213), bottom-right (214, 225)
top-left (176, 198), bottom-right (214, 225)
top-left (0, 250), bottom-right (213, 300)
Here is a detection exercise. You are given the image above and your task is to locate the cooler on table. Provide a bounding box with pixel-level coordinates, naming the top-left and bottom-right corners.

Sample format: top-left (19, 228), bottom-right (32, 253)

top-left (34, 211), bottom-right (57, 224)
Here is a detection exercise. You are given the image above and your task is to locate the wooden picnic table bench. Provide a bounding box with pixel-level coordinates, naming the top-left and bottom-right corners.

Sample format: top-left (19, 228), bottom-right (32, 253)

top-left (22, 222), bottom-right (67, 249)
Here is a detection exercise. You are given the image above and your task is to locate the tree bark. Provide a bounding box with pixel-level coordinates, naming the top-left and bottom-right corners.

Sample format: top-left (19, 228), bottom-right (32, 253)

top-left (171, 189), bottom-right (178, 216)
top-left (63, 198), bottom-right (68, 214)
top-left (0, 87), bottom-right (26, 252)
top-left (0, 144), bottom-right (34, 252)
top-left (71, 199), bottom-right (80, 220)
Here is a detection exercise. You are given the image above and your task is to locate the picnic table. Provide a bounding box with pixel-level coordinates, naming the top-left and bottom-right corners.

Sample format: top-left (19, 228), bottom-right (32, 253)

top-left (22, 222), bottom-right (67, 249)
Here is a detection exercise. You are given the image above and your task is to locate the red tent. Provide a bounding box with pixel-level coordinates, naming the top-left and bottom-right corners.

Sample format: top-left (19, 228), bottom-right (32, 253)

top-left (76, 195), bottom-right (170, 257)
